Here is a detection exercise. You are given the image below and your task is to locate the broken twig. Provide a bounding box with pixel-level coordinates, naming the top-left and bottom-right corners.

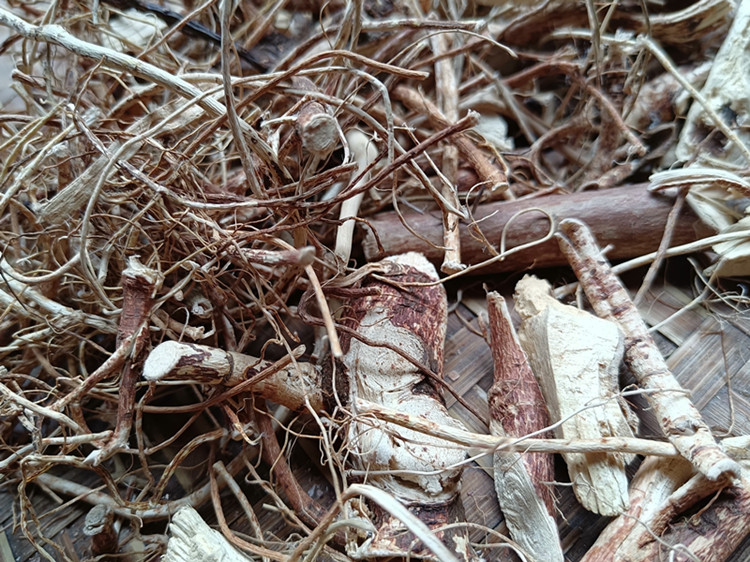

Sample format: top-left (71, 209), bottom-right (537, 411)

top-left (556, 218), bottom-right (742, 482)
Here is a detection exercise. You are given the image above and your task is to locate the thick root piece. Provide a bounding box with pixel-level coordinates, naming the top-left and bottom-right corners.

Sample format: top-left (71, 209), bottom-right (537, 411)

top-left (515, 275), bottom-right (635, 516)
top-left (340, 252), bottom-right (471, 559)
top-left (487, 291), bottom-right (562, 561)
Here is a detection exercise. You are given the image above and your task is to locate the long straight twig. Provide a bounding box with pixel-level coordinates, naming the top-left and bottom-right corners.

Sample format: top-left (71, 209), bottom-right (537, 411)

top-left (356, 398), bottom-right (687, 458)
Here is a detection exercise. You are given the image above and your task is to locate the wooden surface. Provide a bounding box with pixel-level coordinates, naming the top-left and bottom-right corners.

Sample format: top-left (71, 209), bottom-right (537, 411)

top-left (2, 278), bottom-right (749, 561)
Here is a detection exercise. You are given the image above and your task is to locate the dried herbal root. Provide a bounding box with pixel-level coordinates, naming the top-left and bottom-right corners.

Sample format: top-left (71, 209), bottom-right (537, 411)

top-left (486, 292), bottom-right (562, 561)
top-left (35, 101), bottom-right (204, 224)
top-left (392, 85), bottom-right (508, 195)
top-left (83, 505), bottom-right (118, 556)
top-left (163, 506), bottom-right (251, 562)
top-left (440, 142), bottom-right (464, 275)
top-left (582, 456), bottom-right (750, 562)
top-left (143, 342), bottom-right (325, 412)
top-left (515, 275), bottom-right (636, 516)
top-left (32, 453), bottom-right (248, 521)
top-left (339, 252), bottom-right (471, 560)
top-left (254, 401), bottom-right (331, 535)
top-left (335, 129), bottom-right (378, 264)
top-left (431, 31), bottom-right (465, 275)
top-left (86, 257), bottom-right (163, 465)
top-left (668, 0), bottom-right (750, 277)
top-left (355, 399), bottom-right (690, 458)
top-left (293, 77), bottom-right (340, 158)
top-left (675, 0), bottom-right (750, 168)
top-left (225, 245), bottom-right (316, 267)
top-left (556, 219), bottom-right (742, 482)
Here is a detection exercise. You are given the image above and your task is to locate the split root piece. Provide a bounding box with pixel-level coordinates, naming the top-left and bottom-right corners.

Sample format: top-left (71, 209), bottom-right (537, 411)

top-left (515, 275), bottom-right (636, 516)
top-left (486, 292), bottom-right (562, 561)
top-left (337, 252), bottom-right (472, 559)
top-left (582, 456), bottom-right (750, 562)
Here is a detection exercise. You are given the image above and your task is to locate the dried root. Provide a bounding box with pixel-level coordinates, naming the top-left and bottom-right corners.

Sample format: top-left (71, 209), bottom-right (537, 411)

top-left (0, 0), bottom-right (747, 559)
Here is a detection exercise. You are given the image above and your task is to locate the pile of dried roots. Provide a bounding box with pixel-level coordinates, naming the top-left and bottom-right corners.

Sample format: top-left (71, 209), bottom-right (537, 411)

top-left (0, 0), bottom-right (749, 560)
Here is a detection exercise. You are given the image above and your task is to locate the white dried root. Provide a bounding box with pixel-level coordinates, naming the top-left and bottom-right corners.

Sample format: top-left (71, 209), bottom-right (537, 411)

top-left (334, 129), bottom-right (378, 264)
top-left (515, 275), bottom-right (636, 516)
top-left (163, 506), bottom-right (251, 562)
top-left (664, 0), bottom-right (750, 276)
top-left (143, 341), bottom-right (323, 412)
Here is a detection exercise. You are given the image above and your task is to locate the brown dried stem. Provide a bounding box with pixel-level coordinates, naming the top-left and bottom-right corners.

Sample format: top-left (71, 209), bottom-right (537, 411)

top-left (364, 184), bottom-right (709, 273)
top-left (255, 401), bottom-right (330, 533)
top-left (392, 85), bottom-right (508, 195)
top-left (86, 258), bottom-right (162, 465)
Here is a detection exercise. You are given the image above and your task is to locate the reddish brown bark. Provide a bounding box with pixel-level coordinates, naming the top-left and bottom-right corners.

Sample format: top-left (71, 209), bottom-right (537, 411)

top-left (654, 485), bottom-right (750, 562)
top-left (255, 403), bottom-right (331, 533)
top-left (112, 261), bottom-right (159, 444)
top-left (88, 258), bottom-right (162, 465)
top-left (487, 292), bottom-right (556, 516)
top-left (363, 184), bottom-right (710, 273)
top-left (336, 254), bottom-right (470, 559)
top-left (337, 259), bottom-right (447, 376)
top-left (583, 456), bottom-right (750, 562)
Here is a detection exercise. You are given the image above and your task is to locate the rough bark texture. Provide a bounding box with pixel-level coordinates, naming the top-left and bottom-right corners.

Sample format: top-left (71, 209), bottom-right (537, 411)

top-left (362, 184), bottom-right (710, 273)
top-left (487, 292), bottom-right (562, 561)
top-left (653, 483), bottom-right (750, 562)
top-left (87, 257), bottom-right (162, 465)
top-left (582, 456), bottom-right (750, 562)
top-left (487, 292), bottom-right (556, 514)
top-left (556, 219), bottom-right (742, 482)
